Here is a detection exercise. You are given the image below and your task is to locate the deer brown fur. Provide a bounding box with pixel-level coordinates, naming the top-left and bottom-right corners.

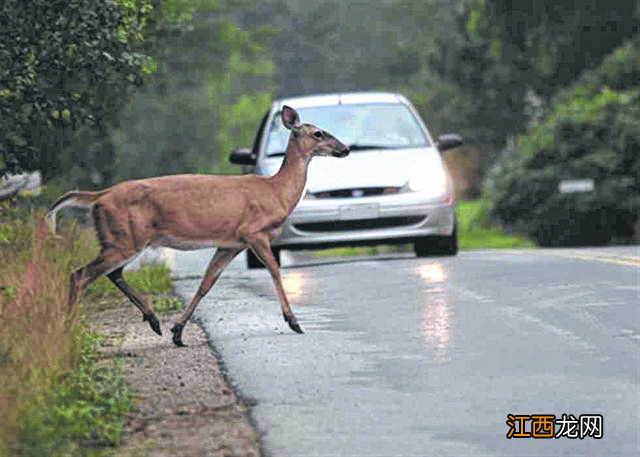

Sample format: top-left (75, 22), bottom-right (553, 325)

top-left (47, 106), bottom-right (349, 346)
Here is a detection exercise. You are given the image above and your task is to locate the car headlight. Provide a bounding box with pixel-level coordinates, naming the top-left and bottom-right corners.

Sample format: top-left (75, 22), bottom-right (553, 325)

top-left (407, 169), bottom-right (447, 195)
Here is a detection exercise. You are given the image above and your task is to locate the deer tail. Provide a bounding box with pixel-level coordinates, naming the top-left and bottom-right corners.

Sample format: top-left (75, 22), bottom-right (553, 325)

top-left (46, 190), bottom-right (107, 235)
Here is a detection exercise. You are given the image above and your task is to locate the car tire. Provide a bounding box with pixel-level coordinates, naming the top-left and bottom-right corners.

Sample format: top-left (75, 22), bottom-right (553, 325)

top-left (246, 247), bottom-right (281, 269)
top-left (414, 223), bottom-right (458, 257)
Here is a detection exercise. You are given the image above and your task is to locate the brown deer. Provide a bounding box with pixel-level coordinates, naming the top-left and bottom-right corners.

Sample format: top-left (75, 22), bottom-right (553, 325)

top-left (47, 106), bottom-right (349, 346)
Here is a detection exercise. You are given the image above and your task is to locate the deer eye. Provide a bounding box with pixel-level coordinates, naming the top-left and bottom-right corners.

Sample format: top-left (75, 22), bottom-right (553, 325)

top-left (313, 131), bottom-right (324, 139)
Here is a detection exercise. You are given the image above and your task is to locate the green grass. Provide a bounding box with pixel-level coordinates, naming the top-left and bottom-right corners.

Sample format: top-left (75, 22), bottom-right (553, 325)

top-left (18, 331), bottom-right (133, 457)
top-left (87, 265), bottom-right (173, 298)
top-left (457, 200), bottom-right (536, 250)
top-left (151, 295), bottom-right (183, 314)
top-left (312, 244), bottom-right (411, 258)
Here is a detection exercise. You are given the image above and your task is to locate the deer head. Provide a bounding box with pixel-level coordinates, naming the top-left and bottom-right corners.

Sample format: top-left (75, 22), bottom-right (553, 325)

top-left (281, 105), bottom-right (350, 159)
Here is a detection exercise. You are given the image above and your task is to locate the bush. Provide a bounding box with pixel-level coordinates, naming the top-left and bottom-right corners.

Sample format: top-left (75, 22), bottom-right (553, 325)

top-left (18, 333), bottom-right (132, 457)
top-left (0, 203), bottom-right (134, 456)
top-left (489, 42), bottom-right (640, 247)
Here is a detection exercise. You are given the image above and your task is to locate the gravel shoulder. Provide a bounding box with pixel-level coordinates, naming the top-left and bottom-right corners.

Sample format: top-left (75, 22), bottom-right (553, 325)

top-left (89, 298), bottom-right (262, 457)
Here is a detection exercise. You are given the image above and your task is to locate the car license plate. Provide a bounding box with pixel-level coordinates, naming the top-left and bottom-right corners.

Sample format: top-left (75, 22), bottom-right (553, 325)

top-left (339, 203), bottom-right (379, 220)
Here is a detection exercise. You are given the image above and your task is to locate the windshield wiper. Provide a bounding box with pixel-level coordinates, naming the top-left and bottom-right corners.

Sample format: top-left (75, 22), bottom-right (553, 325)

top-left (267, 152), bottom-right (286, 157)
top-left (346, 144), bottom-right (396, 151)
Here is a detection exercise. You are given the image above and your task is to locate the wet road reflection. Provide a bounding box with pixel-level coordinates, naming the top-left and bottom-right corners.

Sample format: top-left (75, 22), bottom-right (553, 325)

top-left (179, 247), bottom-right (640, 456)
top-left (282, 271), bottom-right (306, 302)
top-left (417, 262), bottom-right (455, 364)
top-left (418, 263), bottom-right (447, 283)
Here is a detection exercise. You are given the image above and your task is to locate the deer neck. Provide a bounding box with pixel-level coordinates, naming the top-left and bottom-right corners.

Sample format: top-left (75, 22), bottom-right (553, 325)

top-left (270, 144), bottom-right (312, 214)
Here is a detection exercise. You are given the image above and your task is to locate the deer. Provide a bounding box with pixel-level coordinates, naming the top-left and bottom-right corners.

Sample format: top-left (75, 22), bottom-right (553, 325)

top-left (47, 106), bottom-right (350, 347)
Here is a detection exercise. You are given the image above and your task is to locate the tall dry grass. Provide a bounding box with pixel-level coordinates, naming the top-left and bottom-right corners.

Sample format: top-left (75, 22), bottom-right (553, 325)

top-left (0, 208), bottom-right (97, 455)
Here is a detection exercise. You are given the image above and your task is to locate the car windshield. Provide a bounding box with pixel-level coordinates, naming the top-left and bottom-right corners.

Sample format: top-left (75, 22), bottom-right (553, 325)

top-left (265, 103), bottom-right (430, 156)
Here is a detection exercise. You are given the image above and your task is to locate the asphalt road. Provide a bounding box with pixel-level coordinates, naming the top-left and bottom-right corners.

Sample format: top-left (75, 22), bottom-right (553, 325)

top-left (171, 246), bottom-right (639, 457)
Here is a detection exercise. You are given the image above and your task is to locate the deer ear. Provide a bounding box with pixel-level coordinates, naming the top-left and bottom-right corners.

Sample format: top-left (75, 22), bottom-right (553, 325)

top-left (281, 105), bottom-right (301, 131)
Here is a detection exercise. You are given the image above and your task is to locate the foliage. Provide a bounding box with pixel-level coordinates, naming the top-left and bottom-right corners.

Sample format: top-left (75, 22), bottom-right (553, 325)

top-left (0, 206), bottom-right (92, 454)
top-left (112, 2), bottom-right (275, 180)
top-left (4, 0), bottom-right (637, 214)
top-left (236, 0), bottom-right (636, 199)
top-left (211, 92), bottom-right (273, 174)
top-left (430, 0), bottom-right (639, 152)
top-left (87, 264), bottom-right (173, 298)
top-left (0, 0), bottom-right (154, 182)
top-left (18, 333), bottom-right (132, 457)
top-left (457, 200), bottom-right (535, 250)
top-left (312, 245), bottom-right (411, 258)
top-left (489, 41), bottom-right (640, 246)
top-left (0, 204), bottom-right (177, 455)
top-left (152, 295), bottom-right (183, 314)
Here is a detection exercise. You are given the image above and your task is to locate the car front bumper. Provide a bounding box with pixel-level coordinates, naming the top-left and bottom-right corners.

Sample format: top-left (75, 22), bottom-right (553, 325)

top-left (272, 191), bottom-right (456, 250)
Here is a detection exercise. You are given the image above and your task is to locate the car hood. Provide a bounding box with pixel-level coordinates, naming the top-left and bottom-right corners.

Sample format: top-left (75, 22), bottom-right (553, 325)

top-left (262, 147), bottom-right (444, 193)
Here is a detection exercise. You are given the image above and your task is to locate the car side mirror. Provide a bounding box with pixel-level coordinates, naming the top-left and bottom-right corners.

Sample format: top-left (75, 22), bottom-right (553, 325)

top-left (229, 147), bottom-right (256, 166)
top-left (435, 134), bottom-right (463, 151)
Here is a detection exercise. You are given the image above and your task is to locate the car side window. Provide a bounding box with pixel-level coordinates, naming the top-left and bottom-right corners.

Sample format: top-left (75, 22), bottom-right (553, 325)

top-left (252, 111), bottom-right (269, 158)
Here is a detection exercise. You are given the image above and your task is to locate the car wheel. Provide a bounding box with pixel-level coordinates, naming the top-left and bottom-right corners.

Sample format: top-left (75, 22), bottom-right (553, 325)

top-left (414, 224), bottom-right (458, 257)
top-left (246, 247), bottom-right (281, 269)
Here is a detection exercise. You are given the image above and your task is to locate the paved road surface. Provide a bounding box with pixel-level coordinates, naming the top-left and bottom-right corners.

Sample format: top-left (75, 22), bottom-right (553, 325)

top-left (171, 246), bottom-right (639, 457)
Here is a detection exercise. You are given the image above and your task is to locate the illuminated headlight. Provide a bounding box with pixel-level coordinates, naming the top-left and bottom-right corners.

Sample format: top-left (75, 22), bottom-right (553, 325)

top-left (407, 169), bottom-right (447, 196)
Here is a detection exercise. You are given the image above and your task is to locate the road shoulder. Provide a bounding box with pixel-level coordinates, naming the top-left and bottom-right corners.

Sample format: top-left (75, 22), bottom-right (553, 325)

top-left (90, 299), bottom-right (262, 457)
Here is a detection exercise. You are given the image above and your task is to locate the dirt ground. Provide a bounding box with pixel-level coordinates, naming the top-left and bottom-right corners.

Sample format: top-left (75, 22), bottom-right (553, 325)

top-left (90, 300), bottom-right (262, 457)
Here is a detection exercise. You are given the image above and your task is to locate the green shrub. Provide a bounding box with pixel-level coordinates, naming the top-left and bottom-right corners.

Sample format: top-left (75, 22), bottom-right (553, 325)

top-left (18, 332), bottom-right (132, 457)
top-left (489, 41), bottom-right (640, 246)
top-left (0, 204), bottom-right (138, 456)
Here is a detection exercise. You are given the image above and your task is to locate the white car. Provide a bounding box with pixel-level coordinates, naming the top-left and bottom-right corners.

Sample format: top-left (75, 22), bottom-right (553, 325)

top-left (230, 92), bottom-right (462, 268)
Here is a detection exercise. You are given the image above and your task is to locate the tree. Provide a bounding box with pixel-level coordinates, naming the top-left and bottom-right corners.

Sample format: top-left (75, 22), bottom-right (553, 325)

top-left (489, 40), bottom-right (640, 246)
top-left (0, 0), bottom-right (154, 182)
top-left (111, 2), bottom-right (276, 180)
top-left (431, 0), bottom-right (639, 152)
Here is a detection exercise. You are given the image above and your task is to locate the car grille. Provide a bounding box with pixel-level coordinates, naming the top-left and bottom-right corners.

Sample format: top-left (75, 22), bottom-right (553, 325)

top-left (310, 187), bottom-right (400, 199)
top-left (293, 216), bottom-right (426, 232)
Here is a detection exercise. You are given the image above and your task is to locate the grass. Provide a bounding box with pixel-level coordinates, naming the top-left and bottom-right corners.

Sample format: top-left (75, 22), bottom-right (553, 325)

top-left (311, 198), bottom-right (535, 257)
top-left (457, 200), bottom-right (536, 250)
top-left (0, 198), bottom-right (176, 456)
top-left (17, 331), bottom-right (133, 457)
top-left (312, 244), bottom-right (411, 258)
top-left (87, 265), bottom-right (173, 298)
top-left (151, 295), bottom-right (184, 314)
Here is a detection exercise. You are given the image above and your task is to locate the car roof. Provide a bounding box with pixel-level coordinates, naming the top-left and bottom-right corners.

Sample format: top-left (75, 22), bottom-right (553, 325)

top-left (273, 92), bottom-right (407, 110)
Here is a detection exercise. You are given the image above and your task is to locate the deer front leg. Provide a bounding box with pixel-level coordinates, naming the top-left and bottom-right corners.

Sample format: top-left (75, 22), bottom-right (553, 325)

top-left (248, 237), bottom-right (303, 334)
top-left (171, 246), bottom-right (243, 347)
top-left (107, 266), bottom-right (161, 336)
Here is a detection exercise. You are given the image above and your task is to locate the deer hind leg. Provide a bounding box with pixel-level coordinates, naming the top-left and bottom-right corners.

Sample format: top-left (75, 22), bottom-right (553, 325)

top-left (107, 266), bottom-right (162, 336)
top-left (248, 237), bottom-right (303, 334)
top-left (68, 249), bottom-right (129, 312)
top-left (171, 246), bottom-right (243, 347)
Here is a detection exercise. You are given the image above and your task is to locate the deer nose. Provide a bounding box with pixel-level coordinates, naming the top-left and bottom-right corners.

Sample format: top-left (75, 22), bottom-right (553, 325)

top-left (338, 147), bottom-right (350, 157)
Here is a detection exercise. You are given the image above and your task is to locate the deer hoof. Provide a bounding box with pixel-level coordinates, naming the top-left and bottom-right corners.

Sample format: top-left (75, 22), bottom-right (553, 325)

top-left (283, 313), bottom-right (304, 334)
top-left (170, 323), bottom-right (186, 347)
top-left (143, 312), bottom-right (162, 336)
